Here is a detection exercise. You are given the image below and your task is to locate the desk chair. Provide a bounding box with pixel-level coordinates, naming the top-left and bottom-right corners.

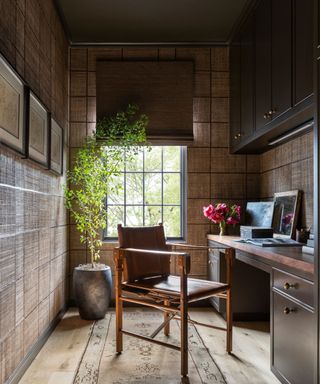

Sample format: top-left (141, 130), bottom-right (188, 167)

top-left (113, 223), bottom-right (235, 377)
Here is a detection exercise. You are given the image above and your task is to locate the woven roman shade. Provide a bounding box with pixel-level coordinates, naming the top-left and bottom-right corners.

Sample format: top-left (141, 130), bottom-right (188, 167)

top-left (96, 61), bottom-right (194, 144)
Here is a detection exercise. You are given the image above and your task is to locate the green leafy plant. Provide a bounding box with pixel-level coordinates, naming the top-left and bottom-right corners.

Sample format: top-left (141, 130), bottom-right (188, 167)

top-left (64, 104), bottom-right (149, 266)
top-left (95, 103), bottom-right (148, 146)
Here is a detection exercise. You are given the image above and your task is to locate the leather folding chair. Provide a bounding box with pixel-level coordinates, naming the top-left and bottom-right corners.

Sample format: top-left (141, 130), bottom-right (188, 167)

top-left (113, 223), bottom-right (235, 378)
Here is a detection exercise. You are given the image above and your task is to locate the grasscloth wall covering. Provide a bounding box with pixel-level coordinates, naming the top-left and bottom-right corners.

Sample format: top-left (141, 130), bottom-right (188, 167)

top-left (260, 132), bottom-right (313, 230)
top-left (68, 46), bottom-right (260, 298)
top-left (0, 0), bottom-right (69, 383)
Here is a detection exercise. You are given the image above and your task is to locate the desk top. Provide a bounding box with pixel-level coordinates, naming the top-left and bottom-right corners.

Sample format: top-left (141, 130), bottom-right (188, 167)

top-left (207, 235), bottom-right (314, 281)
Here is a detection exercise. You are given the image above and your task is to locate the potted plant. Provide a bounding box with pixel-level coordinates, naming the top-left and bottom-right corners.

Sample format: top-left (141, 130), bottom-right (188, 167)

top-left (65, 104), bottom-right (148, 320)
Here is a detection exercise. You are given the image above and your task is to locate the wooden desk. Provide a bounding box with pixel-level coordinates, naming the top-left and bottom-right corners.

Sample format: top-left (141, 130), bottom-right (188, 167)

top-left (207, 235), bottom-right (314, 281)
top-left (207, 235), bottom-right (315, 384)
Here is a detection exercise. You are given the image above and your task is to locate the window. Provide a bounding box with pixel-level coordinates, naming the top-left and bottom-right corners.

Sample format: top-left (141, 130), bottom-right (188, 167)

top-left (104, 146), bottom-right (186, 240)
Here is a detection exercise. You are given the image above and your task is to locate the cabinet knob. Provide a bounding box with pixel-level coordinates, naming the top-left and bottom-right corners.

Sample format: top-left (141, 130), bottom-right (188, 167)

top-left (234, 133), bottom-right (241, 140)
top-left (283, 282), bottom-right (296, 290)
top-left (283, 307), bottom-right (296, 315)
top-left (264, 109), bottom-right (276, 119)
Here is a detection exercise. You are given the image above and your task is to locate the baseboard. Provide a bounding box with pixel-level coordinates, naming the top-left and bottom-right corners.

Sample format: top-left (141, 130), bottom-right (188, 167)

top-left (5, 305), bottom-right (68, 384)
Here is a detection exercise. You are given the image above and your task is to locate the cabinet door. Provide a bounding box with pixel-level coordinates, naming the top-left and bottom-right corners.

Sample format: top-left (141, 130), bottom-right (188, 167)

top-left (240, 14), bottom-right (255, 141)
top-left (255, 0), bottom-right (271, 131)
top-left (272, 291), bottom-right (314, 384)
top-left (230, 36), bottom-right (241, 149)
top-left (271, 0), bottom-right (292, 119)
top-left (294, 0), bottom-right (313, 104)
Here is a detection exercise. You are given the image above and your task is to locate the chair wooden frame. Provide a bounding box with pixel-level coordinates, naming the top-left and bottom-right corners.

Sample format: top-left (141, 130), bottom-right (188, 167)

top-left (113, 236), bottom-right (235, 378)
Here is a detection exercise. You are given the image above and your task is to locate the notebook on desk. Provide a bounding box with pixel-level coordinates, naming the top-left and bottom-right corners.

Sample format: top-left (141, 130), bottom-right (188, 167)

top-left (235, 238), bottom-right (303, 247)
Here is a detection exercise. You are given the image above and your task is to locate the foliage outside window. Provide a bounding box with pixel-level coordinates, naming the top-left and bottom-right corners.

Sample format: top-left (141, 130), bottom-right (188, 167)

top-left (105, 146), bottom-right (186, 240)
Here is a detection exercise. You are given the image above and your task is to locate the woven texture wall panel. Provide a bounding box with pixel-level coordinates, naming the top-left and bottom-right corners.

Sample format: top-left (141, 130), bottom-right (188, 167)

top-left (0, 0), bottom-right (69, 382)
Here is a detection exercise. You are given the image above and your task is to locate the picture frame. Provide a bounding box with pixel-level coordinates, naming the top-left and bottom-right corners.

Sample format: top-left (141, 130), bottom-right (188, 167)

top-left (272, 190), bottom-right (302, 239)
top-left (27, 89), bottom-right (49, 167)
top-left (50, 118), bottom-right (64, 175)
top-left (0, 55), bottom-right (26, 155)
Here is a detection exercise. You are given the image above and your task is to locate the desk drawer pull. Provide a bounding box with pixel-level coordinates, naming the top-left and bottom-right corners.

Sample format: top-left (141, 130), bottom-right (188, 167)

top-left (283, 282), bottom-right (296, 290)
top-left (283, 307), bottom-right (296, 315)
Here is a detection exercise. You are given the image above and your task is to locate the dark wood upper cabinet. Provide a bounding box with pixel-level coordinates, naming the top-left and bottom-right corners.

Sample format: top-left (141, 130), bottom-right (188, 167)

top-left (230, 14), bottom-right (255, 149)
top-left (294, 0), bottom-right (313, 105)
top-left (230, 0), bottom-right (313, 154)
top-left (255, 0), bottom-right (271, 131)
top-left (229, 36), bottom-right (241, 148)
top-left (271, 0), bottom-right (292, 120)
top-left (255, 0), bottom-right (292, 130)
top-left (240, 14), bottom-right (255, 141)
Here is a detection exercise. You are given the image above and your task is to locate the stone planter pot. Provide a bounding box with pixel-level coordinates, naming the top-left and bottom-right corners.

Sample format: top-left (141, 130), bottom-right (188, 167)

top-left (73, 264), bottom-right (112, 320)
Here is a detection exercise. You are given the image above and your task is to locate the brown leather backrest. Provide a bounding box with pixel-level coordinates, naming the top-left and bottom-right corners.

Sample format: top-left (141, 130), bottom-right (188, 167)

top-left (117, 224), bottom-right (170, 282)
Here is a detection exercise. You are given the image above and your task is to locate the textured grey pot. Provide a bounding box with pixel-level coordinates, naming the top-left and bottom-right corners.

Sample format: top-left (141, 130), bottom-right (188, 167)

top-left (73, 265), bottom-right (112, 320)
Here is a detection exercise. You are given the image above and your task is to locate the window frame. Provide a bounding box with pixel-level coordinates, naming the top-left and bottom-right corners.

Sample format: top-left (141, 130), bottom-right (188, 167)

top-left (103, 146), bottom-right (187, 241)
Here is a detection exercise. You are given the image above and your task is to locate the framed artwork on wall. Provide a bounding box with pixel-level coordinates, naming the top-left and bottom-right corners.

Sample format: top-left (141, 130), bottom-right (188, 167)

top-left (0, 55), bottom-right (26, 155)
top-left (50, 118), bottom-right (64, 175)
top-left (27, 89), bottom-right (49, 167)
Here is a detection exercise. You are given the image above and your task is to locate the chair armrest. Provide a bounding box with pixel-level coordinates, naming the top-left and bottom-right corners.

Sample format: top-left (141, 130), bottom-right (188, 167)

top-left (119, 247), bottom-right (189, 258)
top-left (114, 247), bottom-right (191, 274)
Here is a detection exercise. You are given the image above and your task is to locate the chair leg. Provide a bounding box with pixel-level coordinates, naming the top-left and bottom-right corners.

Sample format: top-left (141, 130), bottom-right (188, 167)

top-left (226, 288), bottom-right (232, 353)
top-left (164, 299), bottom-right (170, 336)
top-left (116, 297), bottom-right (123, 353)
top-left (114, 249), bottom-right (123, 354)
top-left (180, 274), bottom-right (188, 377)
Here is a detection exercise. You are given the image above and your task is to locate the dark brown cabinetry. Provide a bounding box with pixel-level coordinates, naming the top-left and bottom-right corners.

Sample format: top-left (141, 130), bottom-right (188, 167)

top-left (254, 0), bottom-right (272, 131)
top-left (230, 0), bottom-right (313, 153)
top-left (230, 36), bottom-right (241, 148)
top-left (256, 0), bottom-right (292, 127)
top-left (208, 235), bottom-right (315, 383)
top-left (240, 15), bottom-right (255, 142)
top-left (295, 0), bottom-right (313, 105)
top-left (271, 0), bottom-right (292, 121)
top-left (255, 0), bottom-right (293, 129)
top-left (271, 268), bottom-right (314, 384)
top-left (230, 15), bottom-right (255, 146)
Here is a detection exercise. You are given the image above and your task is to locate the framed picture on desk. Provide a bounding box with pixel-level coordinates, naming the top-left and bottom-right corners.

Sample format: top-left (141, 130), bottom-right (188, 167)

top-left (273, 190), bottom-right (301, 239)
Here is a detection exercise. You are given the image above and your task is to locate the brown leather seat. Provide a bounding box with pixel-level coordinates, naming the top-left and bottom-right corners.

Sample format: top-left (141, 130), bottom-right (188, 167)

top-left (113, 224), bottom-right (235, 378)
top-left (125, 275), bottom-right (229, 301)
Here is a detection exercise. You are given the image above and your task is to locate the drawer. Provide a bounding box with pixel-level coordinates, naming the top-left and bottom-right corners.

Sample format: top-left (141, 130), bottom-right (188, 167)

top-left (272, 291), bottom-right (314, 384)
top-left (272, 268), bottom-right (313, 308)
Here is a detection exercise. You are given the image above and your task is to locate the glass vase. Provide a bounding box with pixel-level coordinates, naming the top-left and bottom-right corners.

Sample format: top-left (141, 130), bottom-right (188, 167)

top-left (219, 221), bottom-right (226, 236)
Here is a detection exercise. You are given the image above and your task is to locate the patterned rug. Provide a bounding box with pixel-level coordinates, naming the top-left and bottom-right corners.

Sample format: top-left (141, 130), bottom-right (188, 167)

top-left (73, 309), bottom-right (226, 384)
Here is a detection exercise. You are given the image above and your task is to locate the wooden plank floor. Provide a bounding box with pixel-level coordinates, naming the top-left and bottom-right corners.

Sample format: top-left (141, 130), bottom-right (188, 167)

top-left (19, 308), bottom-right (280, 384)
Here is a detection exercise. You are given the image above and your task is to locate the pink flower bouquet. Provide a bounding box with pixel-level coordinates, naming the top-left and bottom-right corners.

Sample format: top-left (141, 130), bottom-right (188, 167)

top-left (203, 203), bottom-right (241, 235)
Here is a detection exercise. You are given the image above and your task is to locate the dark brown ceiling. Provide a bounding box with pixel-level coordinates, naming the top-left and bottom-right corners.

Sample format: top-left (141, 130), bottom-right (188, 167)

top-left (55, 0), bottom-right (249, 44)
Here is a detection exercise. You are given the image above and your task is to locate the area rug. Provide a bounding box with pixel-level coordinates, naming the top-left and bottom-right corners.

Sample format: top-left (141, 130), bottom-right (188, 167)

top-left (73, 309), bottom-right (226, 384)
